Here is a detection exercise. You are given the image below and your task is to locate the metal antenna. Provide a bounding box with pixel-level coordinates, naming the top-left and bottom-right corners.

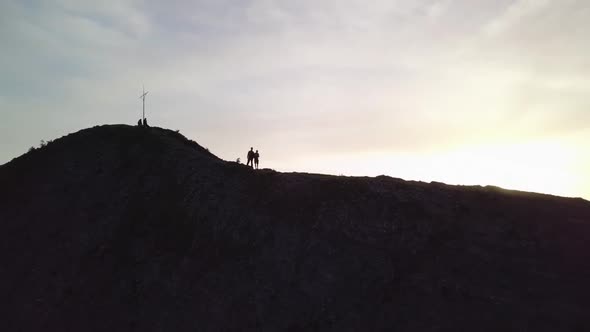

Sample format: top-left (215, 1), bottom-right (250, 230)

top-left (139, 86), bottom-right (149, 121)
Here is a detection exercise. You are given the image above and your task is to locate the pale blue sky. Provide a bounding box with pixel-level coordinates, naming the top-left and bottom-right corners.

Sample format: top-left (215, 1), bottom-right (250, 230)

top-left (1, 0), bottom-right (589, 199)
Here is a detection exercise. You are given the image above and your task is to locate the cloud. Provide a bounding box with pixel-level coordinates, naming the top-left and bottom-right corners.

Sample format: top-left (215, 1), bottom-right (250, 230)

top-left (54, 0), bottom-right (151, 37)
top-left (484, 0), bottom-right (552, 36)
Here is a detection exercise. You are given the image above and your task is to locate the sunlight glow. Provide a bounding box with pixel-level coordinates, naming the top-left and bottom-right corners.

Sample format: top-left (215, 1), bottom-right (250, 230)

top-left (272, 138), bottom-right (584, 199)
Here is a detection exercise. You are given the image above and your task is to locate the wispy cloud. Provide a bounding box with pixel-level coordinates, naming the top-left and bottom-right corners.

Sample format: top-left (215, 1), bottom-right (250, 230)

top-left (484, 0), bottom-right (552, 36)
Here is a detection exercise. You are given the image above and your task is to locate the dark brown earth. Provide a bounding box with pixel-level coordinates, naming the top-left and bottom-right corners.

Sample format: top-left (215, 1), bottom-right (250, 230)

top-left (1, 125), bottom-right (589, 332)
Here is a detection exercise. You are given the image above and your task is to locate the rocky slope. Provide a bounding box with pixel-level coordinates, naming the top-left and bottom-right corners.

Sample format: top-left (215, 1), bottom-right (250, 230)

top-left (1, 125), bottom-right (589, 331)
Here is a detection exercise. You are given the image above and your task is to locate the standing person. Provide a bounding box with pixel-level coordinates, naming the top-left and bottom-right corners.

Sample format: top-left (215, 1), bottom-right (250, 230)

top-left (247, 147), bottom-right (254, 168)
top-left (254, 150), bottom-right (260, 169)
top-left (137, 118), bottom-right (142, 126)
top-left (143, 118), bottom-right (149, 127)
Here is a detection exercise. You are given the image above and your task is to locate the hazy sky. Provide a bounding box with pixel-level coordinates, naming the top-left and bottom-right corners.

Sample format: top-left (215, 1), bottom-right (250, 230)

top-left (1, 0), bottom-right (589, 199)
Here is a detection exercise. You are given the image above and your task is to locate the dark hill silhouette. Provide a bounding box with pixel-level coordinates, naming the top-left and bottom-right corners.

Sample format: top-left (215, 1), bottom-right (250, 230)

top-left (1, 125), bottom-right (589, 331)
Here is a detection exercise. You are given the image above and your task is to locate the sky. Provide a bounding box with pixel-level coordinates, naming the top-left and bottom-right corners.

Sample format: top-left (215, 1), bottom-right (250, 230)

top-left (1, 0), bottom-right (589, 199)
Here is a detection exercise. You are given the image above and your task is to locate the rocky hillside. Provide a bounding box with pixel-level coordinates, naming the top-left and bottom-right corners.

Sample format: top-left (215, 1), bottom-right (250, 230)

top-left (1, 125), bottom-right (589, 331)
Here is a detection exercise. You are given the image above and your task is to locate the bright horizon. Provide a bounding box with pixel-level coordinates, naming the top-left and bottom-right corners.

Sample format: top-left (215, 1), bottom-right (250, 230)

top-left (1, 0), bottom-right (589, 200)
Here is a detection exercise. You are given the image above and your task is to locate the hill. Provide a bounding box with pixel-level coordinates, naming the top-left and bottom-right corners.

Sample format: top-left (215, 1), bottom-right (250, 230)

top-left (1, 125), bottom-right (589, 331)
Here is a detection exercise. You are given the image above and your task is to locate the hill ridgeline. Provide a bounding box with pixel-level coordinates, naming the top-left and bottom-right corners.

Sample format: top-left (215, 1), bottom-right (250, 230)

top-left (1, 125), bottom-right (589, 331)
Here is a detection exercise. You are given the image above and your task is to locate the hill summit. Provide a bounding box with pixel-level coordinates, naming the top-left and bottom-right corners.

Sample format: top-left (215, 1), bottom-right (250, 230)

top-left (1, 125), bottom-right (590, 331)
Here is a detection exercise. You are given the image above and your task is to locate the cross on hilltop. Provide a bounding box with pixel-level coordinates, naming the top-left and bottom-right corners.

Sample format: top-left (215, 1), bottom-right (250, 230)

top-left (139, 86), bottom-right (149, 121)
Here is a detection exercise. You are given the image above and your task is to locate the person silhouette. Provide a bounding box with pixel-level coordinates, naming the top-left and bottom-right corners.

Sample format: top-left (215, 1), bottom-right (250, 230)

top-left (137, 118), bottom-right (142, 126)
top-left (143, 118), bottom-right (149, 127)
top-left (254, 150), bottom-right (260, 169)
top-left (247, 147), bottom-right (254, 168)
